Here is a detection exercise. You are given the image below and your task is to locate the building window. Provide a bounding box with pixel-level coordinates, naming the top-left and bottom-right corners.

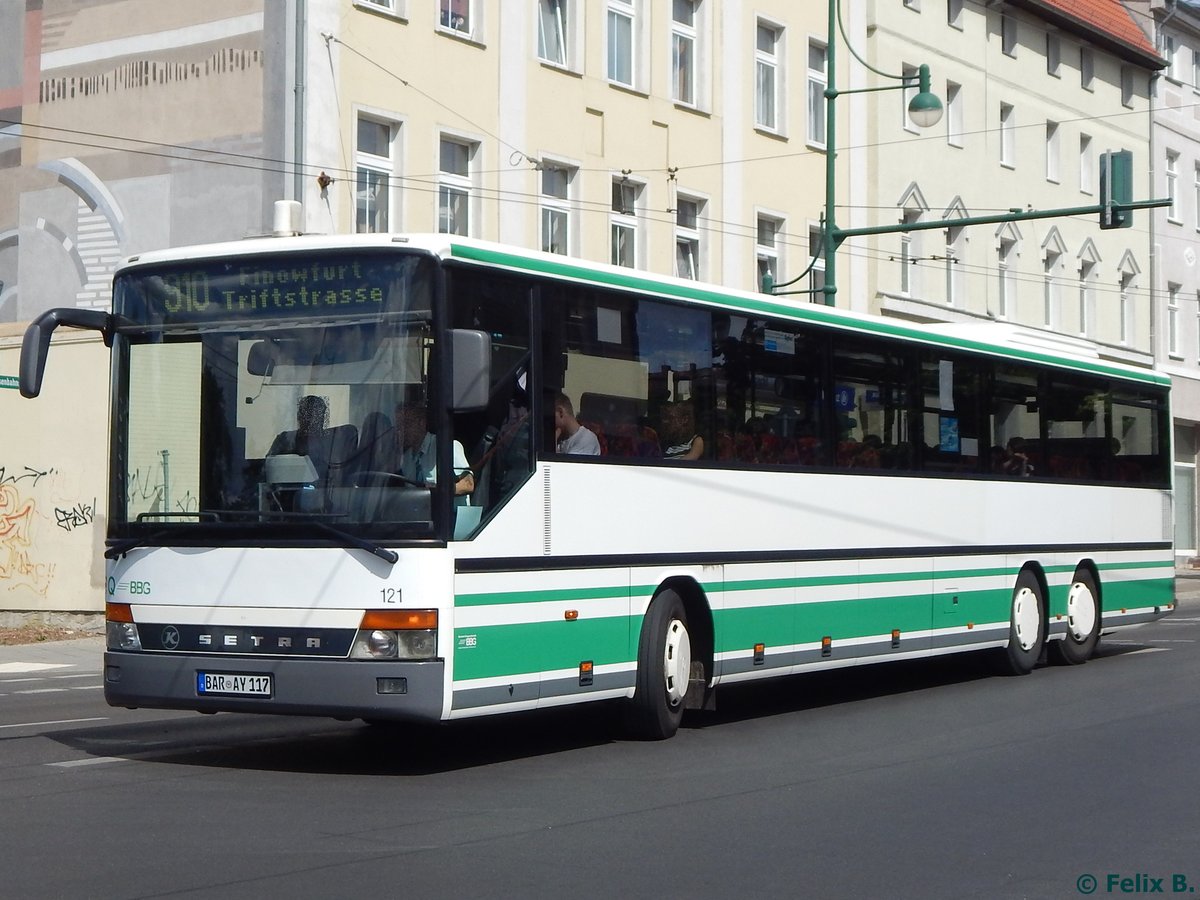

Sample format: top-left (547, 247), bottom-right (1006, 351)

top-left (359, 0), bottom-right (402, 13)
top-left (1169, 284), bottom-right (1182, 357)
top-left (672, 0), bottom-right (697, 105)
top-left (899, 209), bottom-right (921, 296)
top-left (903, 0), bottom-right (920, 9)
top-left (1046, 33), bottom-right (1060, 76)
top-left (755, 21), bottom-right (781, 131)
top-left (946, 82), bottom-right (962, 147)
top-left (945, 224), bottom-right (964, 306)
top-left (1175, 424), bottom-right (1197, 557)
top-left (947, 0), bottom-right (963, 29)
top-left (997, 237), bottom-right (1016, 319)
top-left (1120, 271), bottom-right (1134, 345)
top-left (438, 136), bottom-right (475, 235)
top-left (1078, 259), bottom-right (1095, 337)
top-left (607, 0), bottom-right (636, 87)
top-left (538, 0), bottom-right (569, 67)
top-left (1193, 44), bottom-right (1200, 90)
top-left (756, 215), bottom-right (782, 290)
top-left (1121, 66), bottom-right (1135, 107)
top-left (1000, 103), bottom-right (1015, 168)
top-left (540, 163), bottom-right (574, 255)
top-left (611, 178), bottom-right (641, 268)
top-left (1001, 14), bottom-right (1017, 57)
top-left (808, 224), bottom-right (825, 300)
top-left (1080, 47), bottom-right (1095, 90)
top-left (1045, 121), bottom-right (1059, 183)
top-left (807, 41), bottom-right (827, 147)
top-left (1167, 151), bottom-right (1181, 223)
top-left (440, 0), bottom-right (476, 37)
top-left (1079, 134), bottom-right (1093, 194)
top-left (675, 196), bottom-right (703, 279)
top-left (1194, 163), bottom-right (1200, 232)
top-left (1043, 248), bottom-right (1061, 327)
top-left (1164, 34), bottom-right (1180, 81)
top-left (355, 117), bottom-right (395, 234)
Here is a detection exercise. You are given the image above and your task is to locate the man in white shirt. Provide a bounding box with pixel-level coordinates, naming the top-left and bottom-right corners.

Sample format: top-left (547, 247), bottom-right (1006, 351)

top-left (395, 403), bottom-right (474, 499)
top-left (554, 392), bottom-right (601, 455)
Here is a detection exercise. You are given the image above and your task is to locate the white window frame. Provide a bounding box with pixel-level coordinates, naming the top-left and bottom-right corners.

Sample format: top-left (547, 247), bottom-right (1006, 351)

top-left (756, 213), bottom-right (784, 292)
top-left (537, 0), bottom-right (573, 69)
top-left (997, 236), bottom-right (1017, 320)
top-left (946, 81), bottom-right (962, 147)
top-left (356, 0), bottom-right (405, 15)
top-left (1001, 14), bottom-right (1017, 57)
top-left (1079, 134), bottom-right (1094, 194)
top-left (755, 19), bottom-right (783, 133)
top-left (1045, 121), bottom-right (1060, 183)
top-left (899, 208), bottom-right (922, 296)
top-left (1164, 34), bottom-right (1180, 82)
top-left (1078, 259), bottom-right (1095, 338)
top-left (945, 224), bottom-right (964, 307)
top-left (1167, 151), bottom-right (1181, 223)
top-left (807, 40), bottom-right (828, 148)
top-left (1169, 283), bottom-right (1182, 357)
top-left (540, 161), bottom-right (576, 256)
top-left (674, 194), bottom-right (704, 280)
top-left (611, 177), bottom-right (643, 269)
top-left (607, 0), bottom-right (639, 89)
top-left (671, 0), bottom-right (698, 106)
top-left (355, 115), bottom-right (398, 234)
top-left (947, 0), bottom-right (963, 30)
top-left (1043, 248), bottom-right (1061, 328)
top-left (1119, 271), bottom-right (1134, 345)
top-left (439, 0), bottom-right (480, 40)
top-left (1000, 103), bottom-right (1015, 169)
top-left (438, 134), bottom-right (477, 236)
top-left (808, 223), bottom-right (826, 300)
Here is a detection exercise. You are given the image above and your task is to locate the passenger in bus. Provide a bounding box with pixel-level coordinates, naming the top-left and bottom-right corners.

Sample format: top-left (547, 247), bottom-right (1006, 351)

top-left (1001, 436), bottom-right (1035, 477)
top-left (660, 401), bottom-right (706, 461)
top-left (394, 403), bottom-right (474, 499)
top-left (554, 392), bottom-right (601, 455)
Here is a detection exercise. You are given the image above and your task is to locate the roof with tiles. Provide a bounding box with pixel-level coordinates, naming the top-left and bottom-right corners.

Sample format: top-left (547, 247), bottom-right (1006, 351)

top-left (1011, 0), bottom-right (1163, 66)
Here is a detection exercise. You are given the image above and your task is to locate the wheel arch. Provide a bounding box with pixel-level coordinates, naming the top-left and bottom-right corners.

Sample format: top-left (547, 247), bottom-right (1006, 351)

top-left (1073, 558), bottom-right (1102, 608)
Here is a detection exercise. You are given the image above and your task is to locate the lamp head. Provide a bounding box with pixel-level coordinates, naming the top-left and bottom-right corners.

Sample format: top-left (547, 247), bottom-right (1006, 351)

top-left (907, 63), bottom-right (943, 128)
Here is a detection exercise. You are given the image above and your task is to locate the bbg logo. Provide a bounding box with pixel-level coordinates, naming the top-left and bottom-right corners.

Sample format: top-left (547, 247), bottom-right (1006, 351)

top-left (128, 581), bottom-right (152, 596)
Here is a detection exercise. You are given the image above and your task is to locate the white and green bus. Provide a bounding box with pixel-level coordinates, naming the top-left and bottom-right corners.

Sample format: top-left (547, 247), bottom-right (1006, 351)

top-left (21, 232), bottom-right (1174, 739)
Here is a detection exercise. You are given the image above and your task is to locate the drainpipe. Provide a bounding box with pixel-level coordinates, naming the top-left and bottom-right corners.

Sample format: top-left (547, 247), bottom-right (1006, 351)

top-left (293, 0), bottom-right (307, 204)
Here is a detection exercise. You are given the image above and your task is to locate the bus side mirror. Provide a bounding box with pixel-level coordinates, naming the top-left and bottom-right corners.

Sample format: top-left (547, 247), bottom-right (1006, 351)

top-left (20, 307), bottom-right (112, 398)
top-left (450, 328), bottom-right (490, 412)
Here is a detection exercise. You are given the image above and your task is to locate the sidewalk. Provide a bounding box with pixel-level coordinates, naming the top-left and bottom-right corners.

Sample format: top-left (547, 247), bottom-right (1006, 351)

top-left (0, 635), bottom-right (104, 671)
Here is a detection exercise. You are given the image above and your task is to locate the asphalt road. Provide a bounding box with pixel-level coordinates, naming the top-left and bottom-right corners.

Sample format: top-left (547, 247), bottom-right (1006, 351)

top-left (2, 582), bottom-right (1199, 900)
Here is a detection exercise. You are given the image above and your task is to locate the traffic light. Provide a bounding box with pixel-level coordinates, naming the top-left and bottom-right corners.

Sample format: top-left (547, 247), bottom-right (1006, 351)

top-left (1099, 150), bottom-right (1133, 229)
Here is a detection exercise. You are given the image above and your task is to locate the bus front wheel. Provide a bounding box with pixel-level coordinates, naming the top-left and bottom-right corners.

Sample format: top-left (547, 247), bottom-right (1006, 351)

top-left (625, 590), bottom-right (691, 740)
top-left (1048, 570), bottom-right (1100, 665)
top-left (999, 570), bottom-right (1045, 675)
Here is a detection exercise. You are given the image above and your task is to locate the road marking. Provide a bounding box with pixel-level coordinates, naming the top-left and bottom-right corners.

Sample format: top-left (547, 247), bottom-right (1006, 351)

top-left (14, 688), bottom-right (70, 695)
top-left (0, 717), bottom-right (107, 730)
top-left (48, 757), bottom-right (127, 768)
top-left (0, 663), bottom-right (73, 675)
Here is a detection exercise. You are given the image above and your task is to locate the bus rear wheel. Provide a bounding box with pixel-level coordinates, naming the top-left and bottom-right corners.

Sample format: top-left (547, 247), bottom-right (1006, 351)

top-left (1048, 570), bottom-right (1100, 665)
top-left (998, 570), bottom-right (1045, 675)
top-left (625, 590), bottom-right (691, 740)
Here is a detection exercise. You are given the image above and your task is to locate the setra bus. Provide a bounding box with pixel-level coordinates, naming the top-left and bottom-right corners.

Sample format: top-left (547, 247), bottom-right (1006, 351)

top-left (20, 230), bottom-right (1175, 739)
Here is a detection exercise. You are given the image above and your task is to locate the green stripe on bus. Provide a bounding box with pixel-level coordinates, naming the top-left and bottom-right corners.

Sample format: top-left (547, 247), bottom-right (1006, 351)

top-left (453, 617), bottom-right (634, 681)
top-left (448, 243), bottom-right (1170, 386)
top-left (1101, 576), bottom-right (1174, 610)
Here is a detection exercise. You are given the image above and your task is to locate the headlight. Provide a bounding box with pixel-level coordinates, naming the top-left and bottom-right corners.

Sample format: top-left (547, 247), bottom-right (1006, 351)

top-left (107, 621), bottom-right (142, 651)
top-left (349, 610), bottom-right (438, 661)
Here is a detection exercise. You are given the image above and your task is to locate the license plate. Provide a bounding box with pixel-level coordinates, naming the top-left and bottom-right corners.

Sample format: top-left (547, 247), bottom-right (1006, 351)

top-left (197, 672), bottom-right (272, 697)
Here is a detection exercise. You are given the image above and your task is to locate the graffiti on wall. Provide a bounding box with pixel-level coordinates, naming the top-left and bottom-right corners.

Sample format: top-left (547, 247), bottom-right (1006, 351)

top-left (0, 464), bottom-right (58, 597)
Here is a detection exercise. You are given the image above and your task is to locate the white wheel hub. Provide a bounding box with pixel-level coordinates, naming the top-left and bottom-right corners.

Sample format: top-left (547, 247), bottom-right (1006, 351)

top-left (1066, 581), bottom-right (1097, 642)
top-left (1013, 586), bottom-right (1041, 651)
top-left (662, 618), bottom-right (692, 707)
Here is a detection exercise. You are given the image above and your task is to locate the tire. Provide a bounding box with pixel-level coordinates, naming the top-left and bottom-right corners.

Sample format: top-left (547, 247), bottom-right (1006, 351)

top-left (625, 590), bottom-right (692, 740)
top-left (998, 570), bottom-right (1046, 675)
top-left (1048, 569), bottom-right (1100, 665)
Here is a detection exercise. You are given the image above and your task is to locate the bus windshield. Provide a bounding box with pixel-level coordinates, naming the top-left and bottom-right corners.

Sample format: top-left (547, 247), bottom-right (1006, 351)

top-left (108, 250), bottom-right (449, 542)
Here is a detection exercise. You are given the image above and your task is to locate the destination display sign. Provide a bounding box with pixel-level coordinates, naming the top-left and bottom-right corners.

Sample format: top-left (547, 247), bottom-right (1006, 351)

top-left (115, 252), bottom-right (431, 325)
